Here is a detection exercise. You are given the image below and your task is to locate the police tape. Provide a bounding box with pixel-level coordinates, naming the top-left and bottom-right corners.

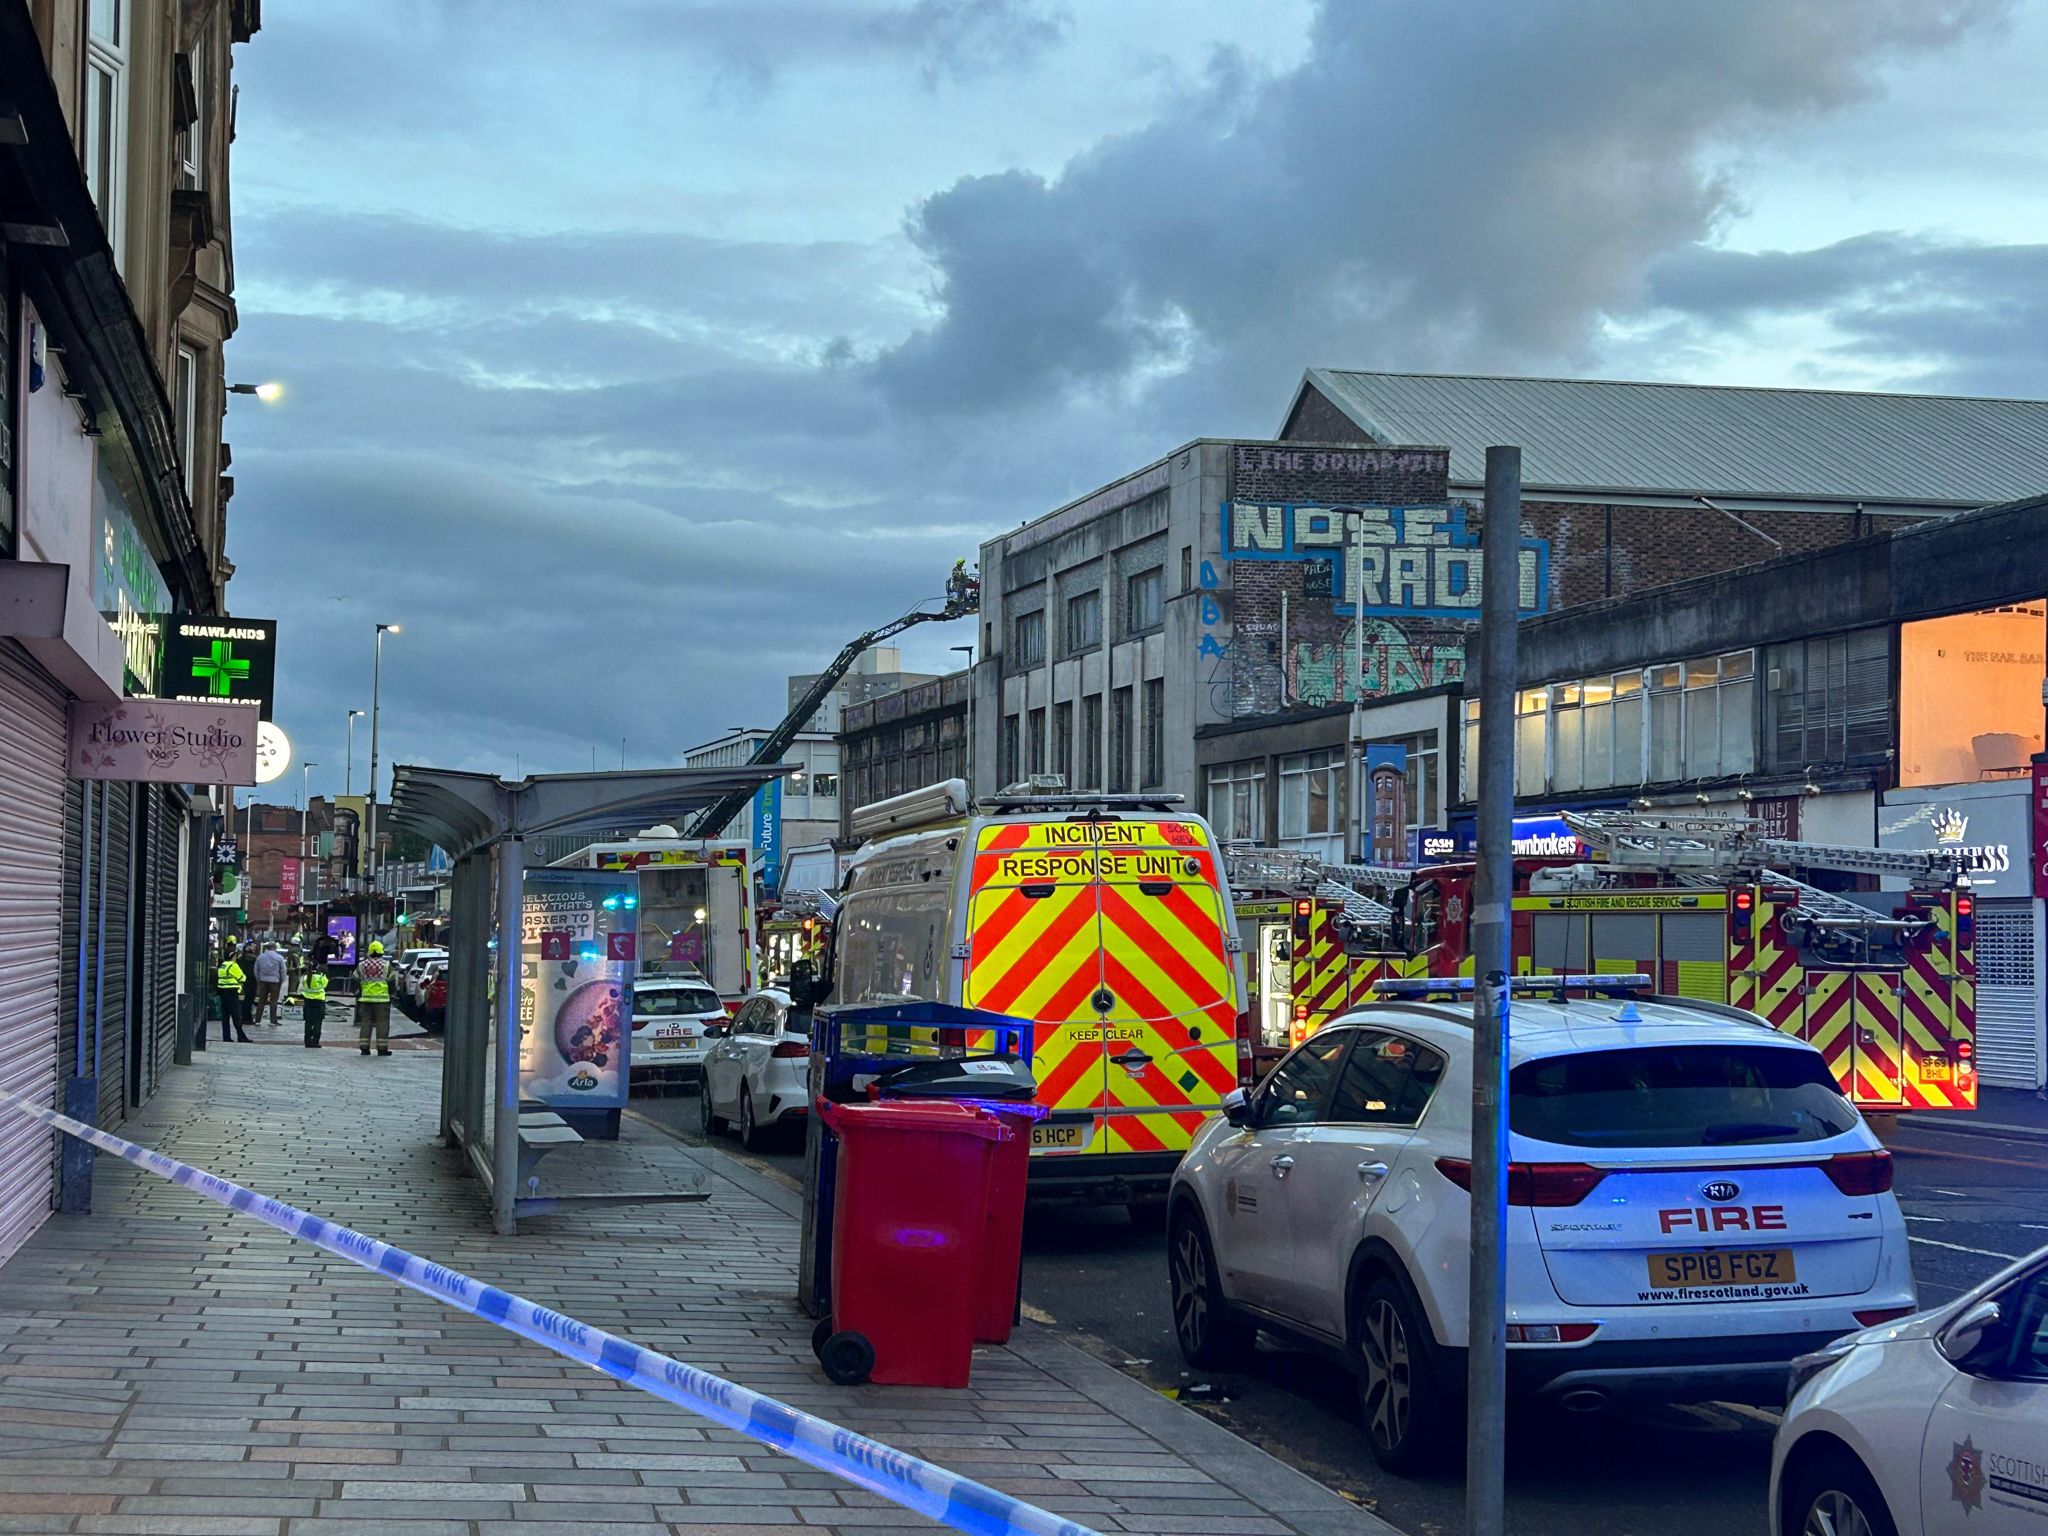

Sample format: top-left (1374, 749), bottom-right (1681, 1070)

top-left (0, 1087), bottom-right (1099, 1536)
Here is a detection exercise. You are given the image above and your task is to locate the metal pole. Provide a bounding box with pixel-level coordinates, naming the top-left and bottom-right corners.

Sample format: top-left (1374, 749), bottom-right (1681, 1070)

top-left (369, 627), bottom-right (388, 943)
top-left (492, 830), bottom-right (526, 1235)
top-left (1466, 444), bottom-right (1521, 1536)
top-left (1349, 516), bottom-right (1366, 859)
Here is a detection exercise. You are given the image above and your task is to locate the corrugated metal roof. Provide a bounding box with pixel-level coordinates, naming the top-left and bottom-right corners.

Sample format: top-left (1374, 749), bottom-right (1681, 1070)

top-left (1299, 369), bottom-right (2048, 510)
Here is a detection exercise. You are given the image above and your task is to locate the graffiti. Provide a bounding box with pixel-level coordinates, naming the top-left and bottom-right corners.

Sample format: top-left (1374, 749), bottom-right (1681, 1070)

top-left (1224, 501), bottom-right (1549, 620)
top-left (1284, 622), bottom-right (1465, 709)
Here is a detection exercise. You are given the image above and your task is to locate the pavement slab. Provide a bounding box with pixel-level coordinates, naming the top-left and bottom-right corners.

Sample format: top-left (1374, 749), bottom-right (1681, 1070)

top-left (0, 1041), bottom-right (1395, 1536)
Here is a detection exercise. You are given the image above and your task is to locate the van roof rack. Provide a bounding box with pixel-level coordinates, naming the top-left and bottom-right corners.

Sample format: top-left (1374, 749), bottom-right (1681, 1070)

top-left (983, 790), bottom-right (1186, 815)
top-left (1371, 973), bottom-right (1652, 1000)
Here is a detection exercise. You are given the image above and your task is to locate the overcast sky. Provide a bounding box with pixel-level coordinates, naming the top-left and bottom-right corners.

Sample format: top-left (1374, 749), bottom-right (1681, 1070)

top-left (222, 0), bottom-right (2048, 806)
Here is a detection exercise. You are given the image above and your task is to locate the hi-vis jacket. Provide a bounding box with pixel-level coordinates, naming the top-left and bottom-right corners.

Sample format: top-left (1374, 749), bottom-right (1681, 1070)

top-left (215, 959), bottom-right (246, 991)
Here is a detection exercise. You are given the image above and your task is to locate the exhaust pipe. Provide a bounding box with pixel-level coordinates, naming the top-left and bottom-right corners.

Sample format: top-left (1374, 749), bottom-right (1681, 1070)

top-left (1557, 1388), bottom-right (1608, 1413)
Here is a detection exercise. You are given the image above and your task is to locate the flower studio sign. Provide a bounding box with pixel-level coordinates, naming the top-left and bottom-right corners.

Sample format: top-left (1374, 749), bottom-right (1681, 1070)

top-left (68, 699), bottom-right (259, 784)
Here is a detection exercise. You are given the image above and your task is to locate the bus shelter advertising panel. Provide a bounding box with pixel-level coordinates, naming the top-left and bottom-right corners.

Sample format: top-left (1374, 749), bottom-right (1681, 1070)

top-left (518, 869), bottom-right (639, 1109)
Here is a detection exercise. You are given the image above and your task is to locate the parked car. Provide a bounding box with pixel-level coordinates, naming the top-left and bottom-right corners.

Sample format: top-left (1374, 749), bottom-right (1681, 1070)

top-left (699, 988), bottom-right (809, 1150)
top-left (628, 977), bottom-right (727, 1085)
top-left (394, 947), bottom-right (446, 1005)
top-left (1771, 1242), bottom-right (2048, 1535)
top-left (420, 970), bottom-right (447, 1030)
top-left (1167, 990), bottom-right (1914, 1472)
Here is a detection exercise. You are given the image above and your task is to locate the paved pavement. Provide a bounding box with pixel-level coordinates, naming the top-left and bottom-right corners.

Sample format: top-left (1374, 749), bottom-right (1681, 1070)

top-left (0, 1030), bottom-right (1395, 1536)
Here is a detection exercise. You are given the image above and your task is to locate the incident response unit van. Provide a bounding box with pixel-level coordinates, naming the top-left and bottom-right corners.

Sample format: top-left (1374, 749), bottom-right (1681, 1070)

top-left (824, 777), bottom-right (1246, 1208)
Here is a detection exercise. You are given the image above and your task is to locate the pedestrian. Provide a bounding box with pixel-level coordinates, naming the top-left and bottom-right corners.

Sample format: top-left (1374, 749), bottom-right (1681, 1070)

top-left (355, 940), bottom-right (394, 1057)
top-left (236, 942), bottom-right (260, 1036)
top-left (252, 941), bottom-right (287, 1027)
top-left (300, 964), bottom-right (329, 1048)
top-left (214, 946), bottom-right (251, 1043)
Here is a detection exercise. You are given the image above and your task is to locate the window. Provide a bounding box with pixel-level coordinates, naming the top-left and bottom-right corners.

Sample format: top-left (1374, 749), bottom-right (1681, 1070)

top-left (1401, 732), bottom-right (1441, 838)
top-left (1206, 761), bottom-right (1264, 843)
top-left (179, 42), bottom-right (205, 191)
top-left (1027, 709), bottom-right (1047, 776)
top-left (811, 772), bottom-right (838, 801)
top-left (1180, 546), bottom-right (1193, 593)
top-left (1612, 671), bottom-right (1643, 785)
top-left (1110, 687), bottom-right (1134, 792)
top-left (1255, 1033), bottom-right (1349, 1126)
top-left (1279, 749), bottom-right (1344, 840)
top-left (173, 345), bottom-right (199, 498)
top-left (1014, 610), bottom-right (1045, 667)
top-left (1141, 679), bottom-right (1164, 788)
top-left (835, 884), bottom-right (952, 1006)
top-left (1065, 590), bottom-right (1102, 652)
top-left (1970, 1264), bottom-right (2048, 1383)
top-left (1001, 714), bottom-right (1020, 785)
top-left (1514, 688), bottom-right (1547, 796)
top-left (1461, 698), bottom-right (1479, 800)
top-left (633, 984), bottom-right (722, 1017)
top-left (84, 0), bottom-right (129, 265)
top-left (1550, 682), bottom-right (1583, 794)
top-left (1764, 629), bottom-right (1892, 771)
top-left (1510, 1045), bottom-right (1858, 1149)
top-left (1328, 1031), bottom-right (1448, 1126)
top-left (1126, 567), bottom-right (1164, 633)
top-left (1080, 695), bottom-right (1103, 790)
top-left (1053, 702), bottom-right (1073, 785)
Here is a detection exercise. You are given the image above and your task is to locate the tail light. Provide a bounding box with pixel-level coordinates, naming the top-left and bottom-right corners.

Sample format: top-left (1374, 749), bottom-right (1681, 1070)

top-left (1434, 1158), bottom-right (1607, 1207)
top-left (939, 1027), bottom-right (965, 1050)
top-left (1731, 889), bottom-right (1754, 942)
top-left (1957, 894), bottom-right (1974, 943)
top-left (771, 1040), bottom-right (810, 1059)
top-left (1853, 1306), bottom-right (1915, 1328)
top-left (1506, 1323), bottom-right (1599, 1344)
top-left (1958, 1041), bottom-right (1974, 1060)
top-left (1293, 898), bottom-right (1313, 940)
top-left (1822, 1150), bottom-right (1893, 1195)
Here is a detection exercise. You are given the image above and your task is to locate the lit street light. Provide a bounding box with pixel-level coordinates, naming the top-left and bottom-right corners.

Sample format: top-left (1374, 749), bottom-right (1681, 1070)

top-left (226, 381), bottom-right (284, 402)
top-left (368, 624), bottom-right (400, 938)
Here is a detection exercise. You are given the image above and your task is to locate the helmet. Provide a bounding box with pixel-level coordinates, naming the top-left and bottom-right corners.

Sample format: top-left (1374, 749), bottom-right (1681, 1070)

top-left (368, 941), bottom-right (384, 955)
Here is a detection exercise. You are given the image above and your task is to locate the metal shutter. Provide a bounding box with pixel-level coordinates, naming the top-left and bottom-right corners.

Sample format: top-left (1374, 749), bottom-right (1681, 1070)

top-left (147, 788), bottom-right (180, 1095)
top-left (0, 646), bottom-right (66, 1264)
top-left (95, 782), bottom-right (131, 1127)
top-left (56, 778), bottom-right (81, 1084)
top-left (1974, 900), bottom-right (2044, 1090)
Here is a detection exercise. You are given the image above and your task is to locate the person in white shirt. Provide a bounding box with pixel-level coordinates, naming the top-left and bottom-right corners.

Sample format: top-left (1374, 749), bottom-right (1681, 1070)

top-left (251, 943), bottom-right (288, 1027)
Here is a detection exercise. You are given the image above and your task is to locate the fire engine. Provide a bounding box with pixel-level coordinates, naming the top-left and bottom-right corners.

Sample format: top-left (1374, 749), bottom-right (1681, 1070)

top-left (1225, 812), bottom-right (1977, 1116)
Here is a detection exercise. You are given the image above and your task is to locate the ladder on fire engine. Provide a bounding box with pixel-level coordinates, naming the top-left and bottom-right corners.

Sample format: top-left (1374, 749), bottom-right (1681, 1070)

top-left (1221, 846), bottom-right (1401, 927)
top-left (1562, 811), bottom-right (1961, 929)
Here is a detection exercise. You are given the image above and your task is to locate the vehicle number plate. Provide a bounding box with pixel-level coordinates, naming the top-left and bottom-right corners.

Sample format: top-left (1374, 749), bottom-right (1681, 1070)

top-left (1646, 1249), bottom-right (1796, 1288)
top-left (1920, 1053), bottom-right (1953, 1082)
top-left (1031, 1120), bottom-right (1094, 1152)
top-left (649, 1035), bottom-right (693, 1053)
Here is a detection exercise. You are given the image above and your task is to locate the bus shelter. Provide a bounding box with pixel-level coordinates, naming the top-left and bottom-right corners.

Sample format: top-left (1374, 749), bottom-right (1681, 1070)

top-left (385, 763), bottom-right (790, 1233)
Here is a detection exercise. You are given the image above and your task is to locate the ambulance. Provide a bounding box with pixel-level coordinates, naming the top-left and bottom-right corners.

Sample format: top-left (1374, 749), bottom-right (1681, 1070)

top-left (825, 777), bottom-right (1246, 1207)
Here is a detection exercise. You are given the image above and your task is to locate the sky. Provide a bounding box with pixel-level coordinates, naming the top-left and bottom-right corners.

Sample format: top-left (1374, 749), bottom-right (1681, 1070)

top-left (219, 0), bottom-right (2048, 807)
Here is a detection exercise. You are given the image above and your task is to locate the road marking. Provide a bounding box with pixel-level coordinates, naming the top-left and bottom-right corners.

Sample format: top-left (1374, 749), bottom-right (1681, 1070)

top-left (2022, 1224), bottom-right (2048, 1232)
top-left (1021, 1301), bottom-right (1057, 1326)
top-left (1904, 1214), bottom-right (1946, 1223)
top-left (1910, 1235), bottom-right (2022, 1261)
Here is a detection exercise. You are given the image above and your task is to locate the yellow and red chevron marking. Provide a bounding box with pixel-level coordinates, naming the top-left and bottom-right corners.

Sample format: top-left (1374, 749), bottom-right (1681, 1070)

top-left (1750, 908), bottom-right (1805, 1030)
top-left (1901, 929), bottom-right (1975, 1110)
top-left (1802, 970), bottom-right (1851, 1073)
top-left (1851, 973), bottom-right (1906, 1107)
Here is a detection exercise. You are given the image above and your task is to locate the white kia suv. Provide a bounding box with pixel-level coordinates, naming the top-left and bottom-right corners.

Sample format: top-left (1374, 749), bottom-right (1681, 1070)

top-left (1166, 988), bottom-right (1915, 1472)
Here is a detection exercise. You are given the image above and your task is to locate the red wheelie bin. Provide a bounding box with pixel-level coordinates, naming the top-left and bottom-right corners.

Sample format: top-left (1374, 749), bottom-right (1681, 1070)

top-left (870, 1056), bottom-right (1041, 1343)
top-left (812, 1098), bottom-right (1008, 1387)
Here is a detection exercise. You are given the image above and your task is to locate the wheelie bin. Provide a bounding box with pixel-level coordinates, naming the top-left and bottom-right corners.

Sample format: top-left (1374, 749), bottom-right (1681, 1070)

top-left (872, 1056), bottom-right (1041, 1344)
top-left (812, 1097), bottom-right (1007, 1388)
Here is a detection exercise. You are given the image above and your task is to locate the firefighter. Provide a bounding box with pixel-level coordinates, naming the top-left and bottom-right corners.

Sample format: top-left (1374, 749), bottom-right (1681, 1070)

top-left (355, 941), bottom-right (394, 1057)
top-left (300, 964), bottom-right (330, 1049)
top-left (213, 945), bottom-right (251, 1044)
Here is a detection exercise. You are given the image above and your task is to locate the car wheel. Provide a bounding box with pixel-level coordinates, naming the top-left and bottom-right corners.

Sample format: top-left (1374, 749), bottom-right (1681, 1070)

top-left (1355, 1276), bottom-right (1452, 1474)
top-left (1785, 1451), bottom-right (1898, 1536)
top-left (699, 1078), bottom-right (722, 1137)
top-left (1168, 1208), bottom-right (1254, 1369)
top-left (739, 1087), bottom-right (766, 1151)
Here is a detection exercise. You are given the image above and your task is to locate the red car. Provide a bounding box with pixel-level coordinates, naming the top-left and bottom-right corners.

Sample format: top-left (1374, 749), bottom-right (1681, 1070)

top-left (422, 971), bottom-right (447, 1030)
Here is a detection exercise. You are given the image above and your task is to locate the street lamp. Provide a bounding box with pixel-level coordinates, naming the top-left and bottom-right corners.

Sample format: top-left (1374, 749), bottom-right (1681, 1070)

top-left (693, 905), bottom-right (708, 965)
top-left (299, 762), bottom-right (319, 911)
top-left (952, 644), bottom-right (975, 798)
top-left (368, 623), bottom-right (400, 939)
top-left (345, 709), bottom-right (365, 798)
top-left (227, 381), bottom-right (284, 402)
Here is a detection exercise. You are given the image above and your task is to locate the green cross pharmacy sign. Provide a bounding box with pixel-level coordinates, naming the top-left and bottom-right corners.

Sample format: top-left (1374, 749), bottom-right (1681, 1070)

top-left (157, 618), bottom-right (278, 720)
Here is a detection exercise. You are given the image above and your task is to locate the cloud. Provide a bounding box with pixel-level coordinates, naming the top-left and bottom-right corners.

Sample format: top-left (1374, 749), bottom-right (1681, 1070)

top-left (872, 0), bottom-right (2013, 414)
top-left (1645, 233), bottom-right (2048, 395)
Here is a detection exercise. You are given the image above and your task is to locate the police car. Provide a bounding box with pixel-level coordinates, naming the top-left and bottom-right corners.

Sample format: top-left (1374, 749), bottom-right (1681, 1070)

top-left (1771, 1242), bottom-right (2048, 1535)
top-left (1165, 977), bottom-right (1914, 1472)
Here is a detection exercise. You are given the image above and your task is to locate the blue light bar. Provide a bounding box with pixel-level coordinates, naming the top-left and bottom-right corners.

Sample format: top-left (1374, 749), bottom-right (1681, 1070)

top-left (1371, 973), bottom-right (1653, 997)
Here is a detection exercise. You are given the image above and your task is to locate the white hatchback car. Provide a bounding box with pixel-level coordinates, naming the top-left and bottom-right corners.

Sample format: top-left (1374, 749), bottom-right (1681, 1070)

top-left (1771, 1243), bottom-right (2048, 1536)
top-left (628, 977), bottom-right (727, 1083)
top-left (1167, 989), bottom-right (1915, 1472)
top-left (699, 988), bottom-right (810, 1150)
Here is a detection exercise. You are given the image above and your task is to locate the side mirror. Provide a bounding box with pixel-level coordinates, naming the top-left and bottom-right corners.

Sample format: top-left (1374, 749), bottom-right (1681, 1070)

top-left (700, 1023), bottom-right (727, 1040)
top-left (1938, 1298), bottom-right (2002, 1364)
top-left (1222, 1087), bottom-right (1251, 1128)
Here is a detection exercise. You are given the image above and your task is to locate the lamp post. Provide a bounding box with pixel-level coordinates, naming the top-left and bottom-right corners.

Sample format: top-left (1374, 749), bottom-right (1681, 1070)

top-left (368, 623), bottom-right (400, 941)
top-left (299, 761), bottom-right (319, 916)
top-left (951, 644), bottom-right (975, 799)
top-left (226, 381), bottom-right (284, 402)
top-left (345, 709), bottom-right (364, 798)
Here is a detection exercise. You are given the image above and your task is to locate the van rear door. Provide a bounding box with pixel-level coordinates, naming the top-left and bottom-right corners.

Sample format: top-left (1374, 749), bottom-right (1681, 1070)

top-left (1093, 818), bottom-right (1240, 1157)
top-left (963, 822), bottom-right (1111, 1158)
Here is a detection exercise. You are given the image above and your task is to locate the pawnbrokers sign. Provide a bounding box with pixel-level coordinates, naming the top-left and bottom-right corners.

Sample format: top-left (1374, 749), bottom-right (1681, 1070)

top-left (158, 617), bottom-right (278, 720)
top-left (69, 699), bottom-right (259, 784)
